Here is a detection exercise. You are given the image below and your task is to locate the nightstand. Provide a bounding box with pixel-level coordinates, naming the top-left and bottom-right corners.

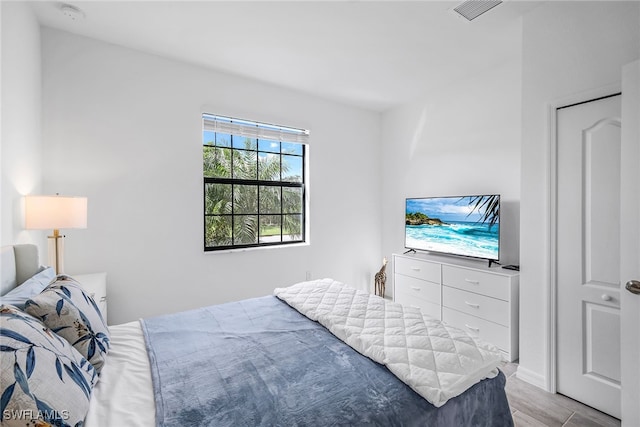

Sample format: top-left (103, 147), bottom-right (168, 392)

top-left (72, 272), bottom-right (108, 324)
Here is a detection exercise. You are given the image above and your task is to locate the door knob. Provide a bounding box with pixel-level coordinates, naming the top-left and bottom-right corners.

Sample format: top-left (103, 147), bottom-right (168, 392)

top-left (626, 280), bottom-right (640, 295)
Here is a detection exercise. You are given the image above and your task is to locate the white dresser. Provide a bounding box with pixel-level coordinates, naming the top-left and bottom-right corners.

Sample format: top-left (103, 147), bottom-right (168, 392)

top-left (394, 255), bottom-right (442, 320)
top-left (393, 253), bottom-right (519, 361)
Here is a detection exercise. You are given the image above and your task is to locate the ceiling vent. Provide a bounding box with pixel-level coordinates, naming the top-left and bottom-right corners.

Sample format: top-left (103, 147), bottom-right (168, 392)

top-left (453, 0), bottom-right (503, 21)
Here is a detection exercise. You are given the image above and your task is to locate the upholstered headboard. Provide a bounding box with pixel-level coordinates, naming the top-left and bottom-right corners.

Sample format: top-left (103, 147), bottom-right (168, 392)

top-left (0, 244), bottom-right (41, 296)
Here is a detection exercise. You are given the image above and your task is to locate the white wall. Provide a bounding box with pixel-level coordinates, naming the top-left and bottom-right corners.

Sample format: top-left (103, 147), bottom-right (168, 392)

top-left (40, 28), bottom-right (382, 324)
top-left (0, 2), bottom-right (45, 252)
top-left (380, 51), bottom-right (523, 295)
top-left (519, 1), bottom-right (640, 388)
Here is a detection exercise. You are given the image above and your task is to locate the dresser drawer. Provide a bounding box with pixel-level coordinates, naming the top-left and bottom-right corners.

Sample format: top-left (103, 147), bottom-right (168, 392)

top-left (394, 256), bottom-right (440, 283)
top-left (442, 265), bottom-right (510, 301)
top-left (442, 286), bottom-right (510, 327)
top-left (442, 307), bottom-right (509, 351)
top-left (395, 291), bottom-right (441, 320)
top-left (394, 274), bottom-right (440, 305)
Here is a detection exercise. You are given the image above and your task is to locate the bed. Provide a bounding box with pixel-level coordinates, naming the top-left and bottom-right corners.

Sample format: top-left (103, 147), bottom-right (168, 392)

top-left (1, 244), bottom-right (514, 427)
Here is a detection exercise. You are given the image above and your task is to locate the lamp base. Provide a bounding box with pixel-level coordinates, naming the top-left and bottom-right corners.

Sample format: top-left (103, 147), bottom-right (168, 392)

top-left (47, 230), bottom-right (65, 274)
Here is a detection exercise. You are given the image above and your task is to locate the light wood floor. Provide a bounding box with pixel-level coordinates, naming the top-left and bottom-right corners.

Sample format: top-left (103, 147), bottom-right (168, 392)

top-left (501, 362), bottom-right (620, 427)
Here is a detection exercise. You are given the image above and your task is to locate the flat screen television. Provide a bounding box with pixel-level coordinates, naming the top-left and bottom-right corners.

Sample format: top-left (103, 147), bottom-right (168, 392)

top-left (405, 194), bottom-right (500, 264)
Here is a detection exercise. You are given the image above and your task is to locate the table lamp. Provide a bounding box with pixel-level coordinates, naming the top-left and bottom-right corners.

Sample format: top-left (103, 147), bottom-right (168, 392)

top-left (25, 195), bottom-right (88, 274)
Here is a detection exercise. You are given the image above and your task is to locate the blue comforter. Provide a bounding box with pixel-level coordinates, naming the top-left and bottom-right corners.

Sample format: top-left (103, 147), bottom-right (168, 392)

top-left (141, 295), bottom-right (513, 427)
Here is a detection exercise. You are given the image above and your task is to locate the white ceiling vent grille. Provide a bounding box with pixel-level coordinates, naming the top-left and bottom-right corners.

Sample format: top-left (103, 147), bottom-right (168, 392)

top-left (453, 0), bottom-right (503, 21)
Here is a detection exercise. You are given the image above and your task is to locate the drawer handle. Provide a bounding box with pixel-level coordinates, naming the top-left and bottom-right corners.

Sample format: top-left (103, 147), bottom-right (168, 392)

top-left (411, 267), bottom-right (421, 272)
top-left (410, 286), bottom-right (421, 291)
top-left (464, 301), bottom-right (480, 309)
top-left (465, 324), bottom-right (480, 332)
top-left (465, 279), bottom-right (480, 285)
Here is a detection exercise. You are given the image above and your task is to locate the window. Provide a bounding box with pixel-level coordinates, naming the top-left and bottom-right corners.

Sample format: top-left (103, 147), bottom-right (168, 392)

top-left (203, 114), bottom-right (308, 251)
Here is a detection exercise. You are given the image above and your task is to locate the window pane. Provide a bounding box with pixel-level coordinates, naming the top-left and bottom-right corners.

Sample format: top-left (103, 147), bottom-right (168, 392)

top-left (205, 183), bottom-right (232, 214)
top-left (281, 142), bottom-right (302, 155)
top-left (233, 185), bottom-right (257, 214)
top-left (232, 149), bottom-right (257, 179)
top-left (258, 153), bottom-right (281, 181)
top-left (259, 186), bottom-right (281, 214)
top-left (283, 214), bottom-right (302, 241)
top-left (215, 133), bottom-right (232, 147)
top-left (234, 215), bottom-right (258, 245)
top-left (282, 155), bottom-right (302, 182)
top-left (205, 215), bottom-right (232, 247)
top-left (258, 139), bottom-right (280, 153)
top-left (232, 136), bottom-right (257, 150)
top-left (203, 147), bottom-right (231, 178)
top-left (203, 130), bottom-right (216, 146)
top-left (260, 215), bottom-right (282, 243)
top-left (282, 187), bottom-right (303, 214)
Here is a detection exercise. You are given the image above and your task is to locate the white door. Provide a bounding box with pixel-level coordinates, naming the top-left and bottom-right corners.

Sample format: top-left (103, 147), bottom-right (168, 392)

top-left (620, 60), bottom-right (640, 427)
top-left (556, 94), bottom-right (622, 418)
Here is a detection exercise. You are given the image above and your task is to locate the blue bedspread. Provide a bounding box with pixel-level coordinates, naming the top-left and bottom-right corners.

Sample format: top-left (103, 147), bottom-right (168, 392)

top-left (141, 295), bottom-right (513, 427)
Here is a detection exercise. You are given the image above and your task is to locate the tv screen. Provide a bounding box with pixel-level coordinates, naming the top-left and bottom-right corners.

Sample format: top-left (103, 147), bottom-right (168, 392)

top-left (405, 195), bottom-right (500, 262)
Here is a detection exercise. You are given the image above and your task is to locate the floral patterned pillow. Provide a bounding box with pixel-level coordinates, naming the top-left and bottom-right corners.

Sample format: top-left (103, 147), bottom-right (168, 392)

top-left (0, 305), bottom-right (97, 427)
top-left (25, 275), bottom-right (110, 373)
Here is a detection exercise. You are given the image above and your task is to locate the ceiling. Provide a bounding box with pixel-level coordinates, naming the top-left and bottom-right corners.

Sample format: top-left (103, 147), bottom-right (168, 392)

top-left (31, 0), bottom-right (542, 112)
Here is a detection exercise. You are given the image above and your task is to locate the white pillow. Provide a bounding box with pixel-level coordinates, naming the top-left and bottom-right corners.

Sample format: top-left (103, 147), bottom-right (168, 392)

top-left (0, 267), bottom-right (55, 309)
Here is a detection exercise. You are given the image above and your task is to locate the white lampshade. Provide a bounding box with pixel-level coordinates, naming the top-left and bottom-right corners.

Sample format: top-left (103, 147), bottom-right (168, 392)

top-left (24, 195), bottom-right (88, 274)
top-left (25, 195), bottom-right (87, 230)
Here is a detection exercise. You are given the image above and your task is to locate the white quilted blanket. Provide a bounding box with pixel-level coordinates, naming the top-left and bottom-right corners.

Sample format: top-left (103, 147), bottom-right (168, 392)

top-left (274, 278), bottom-right (502, 407)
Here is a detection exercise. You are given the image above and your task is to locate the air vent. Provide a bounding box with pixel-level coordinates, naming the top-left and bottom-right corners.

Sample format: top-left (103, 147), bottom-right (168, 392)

top-left (453, 0), bottom-right (502, 21)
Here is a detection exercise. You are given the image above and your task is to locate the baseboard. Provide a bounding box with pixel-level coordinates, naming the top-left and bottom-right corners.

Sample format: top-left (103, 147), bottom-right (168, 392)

top-left (516, 365), bottom-right (549, 391)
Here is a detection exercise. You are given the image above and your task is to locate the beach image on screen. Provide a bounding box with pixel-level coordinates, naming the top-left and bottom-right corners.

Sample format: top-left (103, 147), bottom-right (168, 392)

top-left (405, 195), bottom-right (499, 260)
